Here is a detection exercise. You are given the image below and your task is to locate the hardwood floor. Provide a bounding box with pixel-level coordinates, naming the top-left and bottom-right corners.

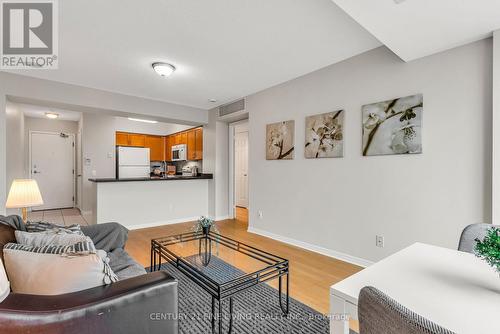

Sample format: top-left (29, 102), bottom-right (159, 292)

top-left (126, 207), bottom-right (362, 318)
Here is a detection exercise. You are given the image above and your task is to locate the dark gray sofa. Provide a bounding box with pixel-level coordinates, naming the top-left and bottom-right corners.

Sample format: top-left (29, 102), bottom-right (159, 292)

top-left (0, 216), bottom-right (179, 334)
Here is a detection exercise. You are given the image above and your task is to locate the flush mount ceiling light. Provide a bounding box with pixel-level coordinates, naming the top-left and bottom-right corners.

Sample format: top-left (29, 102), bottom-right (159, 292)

top-left (152, 62), bottom-right (176, 77)
top-left (128, 117), bottom-right (158, 124)
top-left (45, 112), bottom-right (59, 119)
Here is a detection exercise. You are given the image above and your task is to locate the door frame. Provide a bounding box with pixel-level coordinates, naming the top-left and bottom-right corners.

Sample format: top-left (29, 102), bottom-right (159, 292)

top-left (29, 131), bottom-right (76, 210)
top-left (228, 119), bottom-right (249, 219)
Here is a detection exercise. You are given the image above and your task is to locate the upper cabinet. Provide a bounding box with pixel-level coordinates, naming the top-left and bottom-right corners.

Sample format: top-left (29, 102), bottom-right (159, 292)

top-left (144, 135), bottom-right (165, 161)
top-left (165, 136), bottom-right (172, 161)
top-left (187, 127), bottom-right (203, 160)
top-left (116, 132), bottom-right (129, 146)
top-left (195, 127), bottom-right (203, 160)
top-left (116, 132), bottom-right (145, 147)
top-left (116, 126), bottom-right (203, 162)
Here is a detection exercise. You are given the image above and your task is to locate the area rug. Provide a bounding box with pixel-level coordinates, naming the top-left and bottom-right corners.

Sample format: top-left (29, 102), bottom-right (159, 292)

top-left (147, 257), bottom-right (357, 334)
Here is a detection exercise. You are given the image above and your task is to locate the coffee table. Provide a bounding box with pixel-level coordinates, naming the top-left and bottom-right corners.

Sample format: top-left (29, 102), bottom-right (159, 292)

top-left (151, 231), bottom-right (289, 334)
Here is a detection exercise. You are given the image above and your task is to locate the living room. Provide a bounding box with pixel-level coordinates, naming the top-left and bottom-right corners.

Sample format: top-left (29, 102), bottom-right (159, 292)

top-left (0, 1), bottom-right (499, 334)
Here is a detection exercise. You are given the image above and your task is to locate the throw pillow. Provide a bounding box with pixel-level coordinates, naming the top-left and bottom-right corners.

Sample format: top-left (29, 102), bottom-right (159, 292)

top-left (25, 221), bottom-right (83, 235)
top-left (0, 224), bottom-right (15, 262)
top-left (3, 242), bottom-right (118, 295)
top-left (0, 258), bottom-right (10, 303)
top-left (15, 230), bottom-right (91, 248)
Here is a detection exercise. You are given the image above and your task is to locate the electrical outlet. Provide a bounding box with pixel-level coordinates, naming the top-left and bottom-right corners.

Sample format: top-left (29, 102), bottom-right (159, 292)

top-left (258, 210), bottom-right (263, 219)
top-left (169, 203), bottom-right (174, 212)
top-left (376, 235), bottom-right (384, 248)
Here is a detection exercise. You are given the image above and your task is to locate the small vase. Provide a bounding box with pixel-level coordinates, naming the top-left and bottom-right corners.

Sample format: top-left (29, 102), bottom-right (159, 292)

top-left (202, 226), bottom-right (211, 236)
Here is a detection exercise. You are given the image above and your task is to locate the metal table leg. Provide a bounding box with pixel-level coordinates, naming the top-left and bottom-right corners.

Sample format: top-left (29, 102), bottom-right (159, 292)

top-left (279, 271), bottom-right (290, 315)
top-left (212, 297), bottom-right (234, 334)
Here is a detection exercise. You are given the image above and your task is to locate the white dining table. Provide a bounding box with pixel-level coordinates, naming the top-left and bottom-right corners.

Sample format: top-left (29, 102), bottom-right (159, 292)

top-left (330, 242), bottom-right (500, 334)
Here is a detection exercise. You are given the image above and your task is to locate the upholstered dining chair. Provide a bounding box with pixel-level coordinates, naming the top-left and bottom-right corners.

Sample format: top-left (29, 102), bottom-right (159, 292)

top-left (358, 286), bottom-right (455, 334)
top-left (458, 223), bottom-right (500, 254)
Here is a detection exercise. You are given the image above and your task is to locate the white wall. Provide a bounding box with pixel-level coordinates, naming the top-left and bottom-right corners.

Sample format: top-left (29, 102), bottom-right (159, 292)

top-left (492, 30), bottom-right (500, 222)
top-left (5, 103), bottom-right (25, 215)
top-left (80, 113), bottom-right (192, 214)
top-left (204, 109), bottom-right (229, 220)
top-left (247, 40), bottom-right (493, 265)
top-left (0, 95), bottom-right (5, 215)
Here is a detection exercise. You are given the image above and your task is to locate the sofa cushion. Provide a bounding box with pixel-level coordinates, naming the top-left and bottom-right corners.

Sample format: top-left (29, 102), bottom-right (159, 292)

top-left (26, 221), bottom-right (83, 235)
top-left (3, 243), bottom-right (118, 295)
top-left (0, 224), bottom-right (16, 262)
top-left (108, 248), bottom-right (147, 280)
top-left (15, 230), bottom-right (91, 247)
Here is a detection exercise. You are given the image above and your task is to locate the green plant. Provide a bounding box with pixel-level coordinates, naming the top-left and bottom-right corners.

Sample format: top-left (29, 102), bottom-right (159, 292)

top-left (192, 216), bottom-right (220, 235)
top-left (475, 227), bottom-right (500, 274)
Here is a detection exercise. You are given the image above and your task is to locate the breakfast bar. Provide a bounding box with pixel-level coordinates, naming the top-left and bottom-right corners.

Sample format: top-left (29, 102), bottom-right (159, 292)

top-left (89, 174), bottom-right (213, 229)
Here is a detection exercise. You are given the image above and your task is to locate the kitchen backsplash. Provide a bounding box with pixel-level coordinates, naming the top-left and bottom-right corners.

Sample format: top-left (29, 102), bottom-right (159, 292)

top-left (151, 160), bottom-right (203, 174)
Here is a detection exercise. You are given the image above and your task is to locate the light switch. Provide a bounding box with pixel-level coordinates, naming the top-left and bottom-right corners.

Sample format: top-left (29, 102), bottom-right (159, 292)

top-left (92, 170), bottom-right (97, 176)
top-left (107, 152), bottom-right (113, 158)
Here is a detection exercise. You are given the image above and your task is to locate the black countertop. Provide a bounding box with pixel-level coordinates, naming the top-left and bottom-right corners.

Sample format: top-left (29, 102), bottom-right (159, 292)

top-left (89, 174), bottom-right (213, 183)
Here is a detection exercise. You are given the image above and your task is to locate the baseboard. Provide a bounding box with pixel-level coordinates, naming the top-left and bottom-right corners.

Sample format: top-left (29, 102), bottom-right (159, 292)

top-left (215, 215), bottom-right (230, 221)
top-left (247, 227), bottom-right (374, 268)
top-left (124, 216), bottom-right (200, 230)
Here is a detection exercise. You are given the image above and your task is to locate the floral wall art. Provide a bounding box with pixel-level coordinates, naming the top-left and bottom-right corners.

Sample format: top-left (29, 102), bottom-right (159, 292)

top-left (362, 94), bottom-right (423, 156)
top-left (266, 120), bottom-right (295, 160)
top-left (305, 110), bottom-right (344, 158)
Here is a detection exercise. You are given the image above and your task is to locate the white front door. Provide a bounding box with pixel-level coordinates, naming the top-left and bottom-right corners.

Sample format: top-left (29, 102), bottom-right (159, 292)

top-left (31, 132), bottom-right (75, 210)
top-left (235, 131), bottom-right (249, 208)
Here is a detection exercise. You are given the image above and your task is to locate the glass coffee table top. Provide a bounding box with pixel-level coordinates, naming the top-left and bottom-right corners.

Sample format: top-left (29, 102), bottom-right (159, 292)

top-left (152, 231), bottom-right (288, 286)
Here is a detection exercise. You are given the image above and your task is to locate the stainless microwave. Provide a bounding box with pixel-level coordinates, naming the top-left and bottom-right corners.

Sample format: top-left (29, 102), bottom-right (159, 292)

top-left (172, 144), bottom-right (187, 161)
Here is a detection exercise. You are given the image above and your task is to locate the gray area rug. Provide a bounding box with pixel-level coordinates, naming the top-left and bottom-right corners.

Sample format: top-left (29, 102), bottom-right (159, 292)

top-left (148, 256), bottom-right (357, 334)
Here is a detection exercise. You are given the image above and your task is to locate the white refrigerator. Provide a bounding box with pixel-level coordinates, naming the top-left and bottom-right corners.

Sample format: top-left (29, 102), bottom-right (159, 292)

top-left (116, 146), bottom-right (150, 179)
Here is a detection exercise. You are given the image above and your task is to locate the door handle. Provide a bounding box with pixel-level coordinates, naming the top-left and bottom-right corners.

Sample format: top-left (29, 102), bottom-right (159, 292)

top-left (33, 171), bottom-right (41, 174)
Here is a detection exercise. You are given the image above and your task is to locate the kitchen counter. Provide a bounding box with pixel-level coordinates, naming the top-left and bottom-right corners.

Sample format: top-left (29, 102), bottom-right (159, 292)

top-left (89, 174), bottom-right (213, 183)
top-left (90, 174), bottom-right (212, 228)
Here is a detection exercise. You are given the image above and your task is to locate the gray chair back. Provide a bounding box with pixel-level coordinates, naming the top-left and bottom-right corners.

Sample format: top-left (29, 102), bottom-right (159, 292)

top-left (458, 223), bottom-right (499, 254)
top-left (358, 286), bottom-right (455, 334)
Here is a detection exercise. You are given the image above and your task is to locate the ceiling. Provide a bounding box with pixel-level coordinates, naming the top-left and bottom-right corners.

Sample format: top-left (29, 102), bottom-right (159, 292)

top-left (17, 103), bottom-right (82, 121)
top-left (4, 0), bottom-right (381, 109)
top-left (331, 0), bottom-right (500, 61)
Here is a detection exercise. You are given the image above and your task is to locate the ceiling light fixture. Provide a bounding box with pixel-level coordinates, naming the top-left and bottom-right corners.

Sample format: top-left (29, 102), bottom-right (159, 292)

top-left (45, 112), bottom-right (59, 119)
top-left (152, 62), bottom-right (176, 77)
top-left (128, 117), bottom-right (158, 124)
top-left (209, 99), bottom-right (217, 103)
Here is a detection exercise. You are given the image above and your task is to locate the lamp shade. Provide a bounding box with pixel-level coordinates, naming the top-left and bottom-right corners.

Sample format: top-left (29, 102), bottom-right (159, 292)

top-left (6, 179), bottom-right (44, 208)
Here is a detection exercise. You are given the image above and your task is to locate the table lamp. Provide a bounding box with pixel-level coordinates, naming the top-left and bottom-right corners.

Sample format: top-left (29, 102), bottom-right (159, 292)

top-left (5, 179), bottom-right (44, 222)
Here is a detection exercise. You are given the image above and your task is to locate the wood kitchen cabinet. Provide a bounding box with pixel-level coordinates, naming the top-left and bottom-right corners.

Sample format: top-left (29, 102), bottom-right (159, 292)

top-left (128, 134), bottom-right (146, 147)
top-left (187, 130), bottom-right (196, 160)
top-left (145, 135), bottom-right (165, 161)
top-left (165, 135), bottom-right (172, 161)
top-left (186, 127), bottom-right (203, 160)
top-left (195, 127), bottom-right (203, 160)
top-left (115, 132), bottom-right (129, 146)
top-left (116, 132), bottom-right (146, 147)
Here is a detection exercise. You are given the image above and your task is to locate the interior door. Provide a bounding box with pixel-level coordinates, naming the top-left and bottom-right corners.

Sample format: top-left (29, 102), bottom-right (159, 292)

top-left (234, 131), bottom-right (249, 208)
top-left (31, 132), bottom-right (75, 210)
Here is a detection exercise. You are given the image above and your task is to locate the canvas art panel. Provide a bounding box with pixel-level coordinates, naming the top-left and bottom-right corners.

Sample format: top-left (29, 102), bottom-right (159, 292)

top-left (266, 120), bottom-right (295, 160)
top-left (362, 94), bottom-right (423, 156)
top-left (305, 110), bottom-right (344, 158)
